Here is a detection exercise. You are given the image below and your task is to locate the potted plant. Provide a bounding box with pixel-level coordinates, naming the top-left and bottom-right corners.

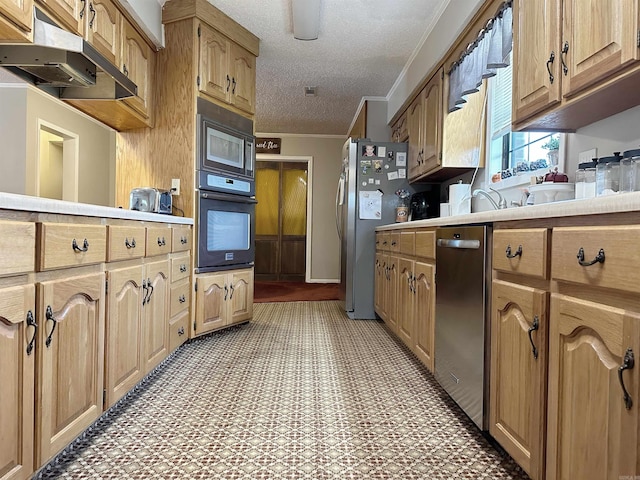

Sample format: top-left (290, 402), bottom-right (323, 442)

top-left (541, 136), bottom-right (560, 167)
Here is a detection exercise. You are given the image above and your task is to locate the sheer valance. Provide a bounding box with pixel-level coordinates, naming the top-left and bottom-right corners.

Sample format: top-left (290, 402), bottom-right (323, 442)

top-left (448, 1), bottom-right (513, 113)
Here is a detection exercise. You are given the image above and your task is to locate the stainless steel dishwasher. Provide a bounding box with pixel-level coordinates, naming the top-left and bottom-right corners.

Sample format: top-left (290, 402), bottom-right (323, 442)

top-left (435, 225), bottom-right (491, 430)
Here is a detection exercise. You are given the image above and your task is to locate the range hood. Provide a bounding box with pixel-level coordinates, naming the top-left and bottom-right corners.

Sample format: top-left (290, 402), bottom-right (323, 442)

top-left (0, 8), bottom-right (137, 100)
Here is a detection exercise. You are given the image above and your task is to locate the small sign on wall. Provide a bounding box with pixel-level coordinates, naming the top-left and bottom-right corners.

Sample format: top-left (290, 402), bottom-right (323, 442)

top-left (256, 137), bottom-right (281, 154)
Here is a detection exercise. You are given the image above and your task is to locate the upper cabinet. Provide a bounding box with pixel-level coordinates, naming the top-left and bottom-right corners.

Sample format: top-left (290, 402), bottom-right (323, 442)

top-left (0, 0), bottom-right (33, 41)
top-left (85, 0), bottom-right (119, 65)
top-left (35, 0), bottom-right (84, 35)
top-left (198, 22), bottom-right (256, 115)
top-left (121, 17), bottom-right (153, 120)
top-left (513, 0), bottom-right (640, 130)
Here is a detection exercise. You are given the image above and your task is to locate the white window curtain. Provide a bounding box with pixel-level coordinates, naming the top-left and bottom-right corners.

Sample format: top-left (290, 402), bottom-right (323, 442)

top-left (448, 1), bottom-right (513, 113)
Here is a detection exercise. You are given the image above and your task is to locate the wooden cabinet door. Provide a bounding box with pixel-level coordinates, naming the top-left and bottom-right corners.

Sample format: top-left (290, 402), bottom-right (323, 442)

top-left (104, 265), bottom-right (143, 408)
top-left (85, 0), bottom-right (119, 65)
top-left (512, 0), bottom-right (561, 123)
top-left (121, 19), bottom-right (153, 119)
top-left (562, 0), bottom-right (640, 98)
top-left (198, 23), bottom-right (230, 104)
top-left (546, 294), bottom-right (639, 480)
top-left (0, 284), bottom-right (35, 480)
top-left (143, 259), bottom-right (169, 374)
top-left (37, 0), bottom-right (85, 35)
top-left (374, 252), bottom-right (385, 320)
top-left (397, 257), bottom-right (414, 348)
top-left (490, 280), bottom-right (548, 480)
top-left (385, 256), bottom-right (399, 334)
top-left (229, 41), bottom-right (256, 114)
top-left (194, 272), bottom-right (227, 335)
top-left (407, 91), bottom-right (425, 181)
top-left (413, 261), bottom-right (435, 371)
top-left (421, 70), bottom-right (443, 176)
top-left (36, 272), bottom-right (104, 467)
top-left (228, 268), bottom-right (253, 325)
top-left (0, 0), bottom-right (32, 35)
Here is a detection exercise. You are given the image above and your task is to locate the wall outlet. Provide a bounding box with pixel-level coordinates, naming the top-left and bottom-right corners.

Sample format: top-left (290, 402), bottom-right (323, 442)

top-left (578, 148), bottom-right (598, 164)
top-left (171, 178), bottom-right (180, 196)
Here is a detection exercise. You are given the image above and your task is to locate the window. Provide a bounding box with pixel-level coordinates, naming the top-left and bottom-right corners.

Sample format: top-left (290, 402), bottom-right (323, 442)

top-left (487, 54), bottom-right (559, 181)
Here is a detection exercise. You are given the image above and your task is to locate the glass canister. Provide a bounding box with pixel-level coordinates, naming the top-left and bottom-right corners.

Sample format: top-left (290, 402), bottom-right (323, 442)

top-left (583, 160), bottom-right (597, 199)
top-left (574, 163), bottom-right (586, 199)
top-left (596, 154), bottom-right (622, 196)
top-left (621, 148), bottom-right (640, 193)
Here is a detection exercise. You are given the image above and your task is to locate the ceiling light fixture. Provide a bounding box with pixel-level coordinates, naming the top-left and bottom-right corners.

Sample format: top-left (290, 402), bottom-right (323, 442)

top-left (292, 0), bottom-right (321, 41)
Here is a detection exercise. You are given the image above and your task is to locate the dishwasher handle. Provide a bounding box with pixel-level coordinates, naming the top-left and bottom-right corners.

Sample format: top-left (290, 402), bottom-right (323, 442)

top-left (437, 238), bottom-right (481, 249)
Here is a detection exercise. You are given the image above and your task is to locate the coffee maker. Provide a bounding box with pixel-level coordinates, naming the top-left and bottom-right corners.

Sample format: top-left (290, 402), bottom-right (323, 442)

top-left (409, 191), bottom-right (438, 220)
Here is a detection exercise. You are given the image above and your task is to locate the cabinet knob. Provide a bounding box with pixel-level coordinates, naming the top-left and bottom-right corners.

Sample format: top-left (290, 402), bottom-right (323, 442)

top-left (179, 295), bottom-right (186, 303)
top-left (177, 326), bottom-right (185, 336)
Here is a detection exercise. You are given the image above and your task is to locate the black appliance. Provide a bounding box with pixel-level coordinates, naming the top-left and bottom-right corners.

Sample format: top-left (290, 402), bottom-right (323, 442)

top-left (409, 191), bottom-right (439, 220)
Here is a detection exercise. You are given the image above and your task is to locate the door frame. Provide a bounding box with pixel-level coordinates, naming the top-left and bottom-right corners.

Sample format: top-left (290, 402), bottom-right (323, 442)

top-left (256, 154), bottom-right (313, 282)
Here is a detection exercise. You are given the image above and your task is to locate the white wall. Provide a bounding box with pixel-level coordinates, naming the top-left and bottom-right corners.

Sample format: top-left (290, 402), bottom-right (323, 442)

top-left (258, 134), bottom-right (345, 282)
top-left (0, 87), bottom-right (28, 195)
top-left (118, 0), bottom-right (165, 48)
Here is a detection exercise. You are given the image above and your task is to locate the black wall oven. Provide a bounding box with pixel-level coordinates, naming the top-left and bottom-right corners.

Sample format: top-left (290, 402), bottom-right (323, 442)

top-left (196, 191), bottom-right (256, 273)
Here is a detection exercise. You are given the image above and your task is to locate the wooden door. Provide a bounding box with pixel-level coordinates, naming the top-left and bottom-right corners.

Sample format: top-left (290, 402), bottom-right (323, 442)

top-left (421, 69), bottom-right (443, 176)
top-left (0, 284), bottom-right (35, 480)
top-left (546, 293), bottom-right (639, 480)
top-left (562, 0), bottom-right (640, 98)
top-left (104, 264), bottom-right (143, 408)
top-left (397, 257), bottom-right (414, 348)
top-left (143, 259), bottom-right (169, 374)
top-left (0, 0), bottom-right (32, 34)
top-left (121, 18), bottom-right (153, 119)
top-left (374, 252), bottom-right (386, 320)
top-left (490, 280), bottom-right (548, 480)
top-left (85, 0), bottom-right (119, 65)
top-left (228, 268), bottom-right (253, 325)
top-left (512, 0), bottom-right (561, 123)
top-left (36, 272), bottom-right (104, 467)
top-left (385, 255), bottom-right (399, 334)
top-left (229, 42), bottom-right (256, 114)
top-left (413, 261), bottom-right (435, 371)
top-left (407, 91), bottom-right (424, 180)
top-left (37, 0), bottom-right (84, 35)
top-left (194, 272), bottom-right (227, 335)
top-left (198, 23), bottom-right (230, 104)
top-left (255, 161), bottom-right (308, 281)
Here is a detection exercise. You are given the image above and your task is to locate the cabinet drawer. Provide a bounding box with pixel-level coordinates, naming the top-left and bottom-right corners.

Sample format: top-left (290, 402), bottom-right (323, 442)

top-left (493, 228), bottom-right (549, 279)
top-left (107, 225), bottom-right (146, 262)
top-left (400, 231), bottom-right (415, 256)
top-left (552, 225), bottom-right (640, 293)
top-left (375, 232), bottom-right (383, 251)
top-left (171, 252), bottom-right (190, 282)
top-left (415, 230), bottom-right (436, 259)
top-left (380, 233), bottom-right (390, 251)
top-left (170, 278), bottom-right (190, 318)
top-left (389, 233), bottom-right (400, 252)
top-left (0, 221), bottom-right (35, 276)
top-left (38, 223), bottom-right (106, 271)
top-left (169, 309), bottom-right (189, 351)
top-left (146, 227), bottom-right (171, 257)
top-left (171, 226), bottom-right (192, 253)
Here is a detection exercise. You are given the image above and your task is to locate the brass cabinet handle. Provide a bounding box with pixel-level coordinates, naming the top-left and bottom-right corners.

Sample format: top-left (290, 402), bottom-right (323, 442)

top-left (505, 244), bottom-right (522, 259)
top-left (45, 305), bottom-right (57, 348)
top-left (577, 247), bottom-right (605, 266)
top-left (26, 310), bottom-right (37, 355)
top-left (72, 238), bottom-right (90, 252)
top-left (546, 51), bottom-right (555, 84)
top-left (619, 348), bottom-right (635, 410)
top-left (527, 315), bottom-right (539, 359)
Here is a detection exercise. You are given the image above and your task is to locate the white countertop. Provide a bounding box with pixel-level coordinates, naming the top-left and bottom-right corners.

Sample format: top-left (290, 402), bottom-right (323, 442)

top-left (377, 192), bottom-right (640, 230)
top-left (0, 192), bottom-right (194, 225)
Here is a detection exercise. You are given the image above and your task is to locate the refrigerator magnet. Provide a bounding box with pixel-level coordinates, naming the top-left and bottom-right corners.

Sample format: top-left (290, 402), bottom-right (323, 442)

top-left (378, 146), bottom-right (386, 157)
top-left (396, 152), bottom-right (407, 167)
top-left (362, 144), bottom-right (377, 157)
top-left (373, 160), bottom-right (383, 173)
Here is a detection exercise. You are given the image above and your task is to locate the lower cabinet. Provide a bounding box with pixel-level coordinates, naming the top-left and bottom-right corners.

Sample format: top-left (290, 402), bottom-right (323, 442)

top-left (194, 268), bottom-right (253, 336)
top-left (35, 272), bottom-right (105, 467)
top-left (374, 252), bottom-right (399, 334)
top-left (546, 293), bottom-right (640, 480)
top-left (490, 279), bottom-right (548, 480)
top-left (397, 257), bottom-right (415, 348)
top-left (0, 284), bottom-right (36, 480)
top-left (413, 261), bottom-right (435, 371)
top-left (142, 259), bottom-right (169, 374)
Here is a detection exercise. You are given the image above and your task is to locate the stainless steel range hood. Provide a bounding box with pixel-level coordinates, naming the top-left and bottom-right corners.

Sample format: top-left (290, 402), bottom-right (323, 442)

top-left (0, 8), bottom-right (137, 100)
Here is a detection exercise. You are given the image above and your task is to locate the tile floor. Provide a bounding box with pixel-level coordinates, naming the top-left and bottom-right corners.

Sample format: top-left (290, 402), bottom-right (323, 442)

top-left (35, 301), bottom-right (529, 479)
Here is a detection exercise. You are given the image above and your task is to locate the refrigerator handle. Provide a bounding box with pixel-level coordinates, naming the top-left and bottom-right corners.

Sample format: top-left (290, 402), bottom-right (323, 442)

top-left (335, 172), bottom-right (345, 239)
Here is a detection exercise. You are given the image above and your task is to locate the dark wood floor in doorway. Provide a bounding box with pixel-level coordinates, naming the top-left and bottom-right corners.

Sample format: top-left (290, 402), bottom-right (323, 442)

top-left (254, 281), bottom-right (341, 302)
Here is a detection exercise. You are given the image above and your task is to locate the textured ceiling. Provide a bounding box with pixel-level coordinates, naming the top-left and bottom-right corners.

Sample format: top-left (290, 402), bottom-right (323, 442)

top-left (207, 0), bottom-right (447, 135)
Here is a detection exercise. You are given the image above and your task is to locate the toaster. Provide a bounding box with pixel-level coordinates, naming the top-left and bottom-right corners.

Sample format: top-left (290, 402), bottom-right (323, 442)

top-left (130, 187), bottom-right (173, 214)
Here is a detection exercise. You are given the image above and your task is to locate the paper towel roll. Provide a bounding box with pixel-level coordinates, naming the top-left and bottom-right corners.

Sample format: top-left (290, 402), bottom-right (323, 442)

top-left (449, 183), bottom-right (471, 216)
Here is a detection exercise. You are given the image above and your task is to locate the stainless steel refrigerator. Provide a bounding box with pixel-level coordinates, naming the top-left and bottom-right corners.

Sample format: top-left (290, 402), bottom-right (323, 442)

top-left (336, 138), bottom-right (413, 319)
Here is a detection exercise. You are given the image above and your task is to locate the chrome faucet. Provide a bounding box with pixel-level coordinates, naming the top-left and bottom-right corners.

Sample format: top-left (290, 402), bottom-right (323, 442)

top-left (472, 187), bottom-right (507, 210)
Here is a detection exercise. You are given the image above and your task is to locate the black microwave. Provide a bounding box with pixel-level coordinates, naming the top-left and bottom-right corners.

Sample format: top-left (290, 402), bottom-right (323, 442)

top-left (197, 98), bottom-right (255, 181)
